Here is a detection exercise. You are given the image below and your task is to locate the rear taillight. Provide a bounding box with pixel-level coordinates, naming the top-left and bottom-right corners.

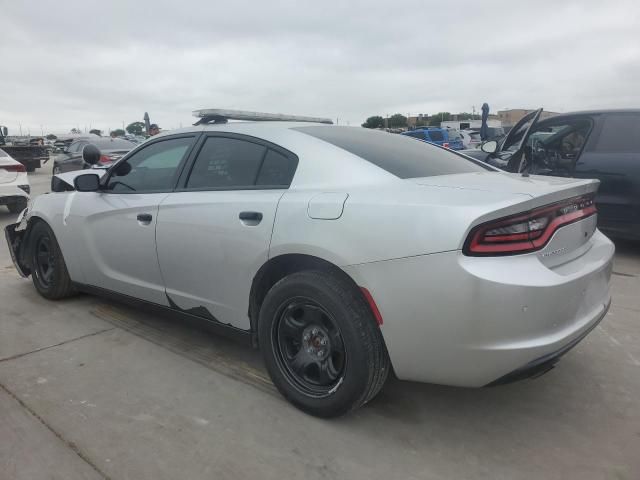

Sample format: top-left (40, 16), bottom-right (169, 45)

top-left (463, 194), bottom-right (597, 256)
top-left (99, 155), bottom-right (112, 164)
top-left (3, 164), bottom-right (26, 173)
top-left (443, 142), bottom-right (450, 148)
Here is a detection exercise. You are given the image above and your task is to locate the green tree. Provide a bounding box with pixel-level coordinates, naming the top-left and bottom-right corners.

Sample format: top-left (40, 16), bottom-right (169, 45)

top-left (126, 122), bottom-right (146, 135)
top-left (362, 115), bottom-right (385, 129)
top-left (111, 129), bottom-right (126, 137)
top-left (89, 129), bottom-right (102, 136)
top-left (428, 112), bottom-right (452, 126)
top-left (45, 134), bottom-right (57, 140)
top-left (388, 113), bottom-right (407, 128)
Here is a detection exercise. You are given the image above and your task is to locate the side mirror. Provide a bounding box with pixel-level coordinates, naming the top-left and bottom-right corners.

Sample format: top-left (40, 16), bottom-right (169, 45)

top-left (481, 140), bottom-right (498, 154)
top-left (82, 144), bottom-right (101, 165)
top-left (74, 173), bottom-right (101, 192)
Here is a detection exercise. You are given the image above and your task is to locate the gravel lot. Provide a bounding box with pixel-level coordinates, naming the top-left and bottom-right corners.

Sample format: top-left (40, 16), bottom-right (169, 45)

top-left (1, 159), bottom-right (639, 480)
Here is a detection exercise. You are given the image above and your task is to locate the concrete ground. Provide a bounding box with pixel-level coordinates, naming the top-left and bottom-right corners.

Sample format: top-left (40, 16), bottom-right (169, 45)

top-left (1, 160), bottom-right (639, 480)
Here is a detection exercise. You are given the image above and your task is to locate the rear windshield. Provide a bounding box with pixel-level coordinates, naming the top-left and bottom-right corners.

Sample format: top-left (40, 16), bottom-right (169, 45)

top-left (427, 130), bottom-right (444, 142)
top-left (94, 138), bottom-right (136, 149)
top-left (294, 126), bottom-right (491, 178)
top-left (446, 130), bottom-right (461, 140)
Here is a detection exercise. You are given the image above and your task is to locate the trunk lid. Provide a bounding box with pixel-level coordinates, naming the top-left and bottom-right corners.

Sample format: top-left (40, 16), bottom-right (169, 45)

top-left (410, 172), bottom-right (600, 264)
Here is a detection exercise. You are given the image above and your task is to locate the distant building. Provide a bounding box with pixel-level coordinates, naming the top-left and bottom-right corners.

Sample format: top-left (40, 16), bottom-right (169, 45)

top-left (497, 109), bottom-right (559, 127)
top-left (407, 114), bottom-right (429, 128)
top-left (441, 119), bottom-right (502, 130)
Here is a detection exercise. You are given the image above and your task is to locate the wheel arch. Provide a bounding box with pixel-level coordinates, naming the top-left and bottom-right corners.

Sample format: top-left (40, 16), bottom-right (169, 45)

top-left (249, 253), bottom-right (364, 347)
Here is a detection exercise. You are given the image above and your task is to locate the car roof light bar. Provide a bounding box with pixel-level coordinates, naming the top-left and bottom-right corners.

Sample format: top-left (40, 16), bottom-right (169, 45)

top-left (192, 108), bottom-right (333, 125)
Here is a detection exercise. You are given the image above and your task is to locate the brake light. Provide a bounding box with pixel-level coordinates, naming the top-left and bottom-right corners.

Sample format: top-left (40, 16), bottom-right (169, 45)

top-left (463, 194), bottom-right (597, 256)
top-left (99, 155), bottom-right (112, 164)
top-left (2, 164), bottom-right (26, 173)
top-left (443, 142), bottom-right (450, 148)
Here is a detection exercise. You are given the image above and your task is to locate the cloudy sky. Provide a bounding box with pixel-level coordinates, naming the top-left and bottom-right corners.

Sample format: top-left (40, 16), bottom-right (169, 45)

top-left (1, 0), bottom-right (638, 135)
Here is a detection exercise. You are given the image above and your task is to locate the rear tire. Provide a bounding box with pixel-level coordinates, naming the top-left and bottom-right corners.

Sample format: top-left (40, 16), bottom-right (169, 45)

top-left (29, 221), bottom-right (76, 300)
top-left (258, 270), bottom-right (390, 417)
top-left (7, 199), bottom-right (27, 214)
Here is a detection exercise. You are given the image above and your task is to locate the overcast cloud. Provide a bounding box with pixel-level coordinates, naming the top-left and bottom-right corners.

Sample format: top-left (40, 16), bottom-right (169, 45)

top-left (1, 0), bottom-right (639, 134)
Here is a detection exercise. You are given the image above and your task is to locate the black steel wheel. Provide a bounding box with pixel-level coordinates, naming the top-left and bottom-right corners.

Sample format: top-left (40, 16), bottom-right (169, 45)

top-left (274, 298), bottom-right (346, 397)
top-left (29, 221), bottom-right (76, 299)
top-left (259, 270), bottom-right (390, 417)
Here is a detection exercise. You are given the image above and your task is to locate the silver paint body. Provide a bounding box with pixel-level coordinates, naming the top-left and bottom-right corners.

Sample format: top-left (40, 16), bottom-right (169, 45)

top-left (22, 122), bottom-right (614, 386)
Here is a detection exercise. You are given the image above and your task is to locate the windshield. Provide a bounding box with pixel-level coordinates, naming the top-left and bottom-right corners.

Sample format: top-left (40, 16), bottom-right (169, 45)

top-left (295, 126), bottom-right (491, 178)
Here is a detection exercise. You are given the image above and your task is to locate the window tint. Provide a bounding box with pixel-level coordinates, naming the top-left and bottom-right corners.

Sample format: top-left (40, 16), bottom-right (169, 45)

top-left (295, 126), bottom-right (490, 178)
top-left (186, 136), bottom-right (266, 189)
top-left (106, 137), bottom-right (192, 193)
top-left (594, 114), bottom-right (640, 153)
top-left (427, 130), bottom-right (444, 142)
top-left (256, 149), bottom-right (297, 186)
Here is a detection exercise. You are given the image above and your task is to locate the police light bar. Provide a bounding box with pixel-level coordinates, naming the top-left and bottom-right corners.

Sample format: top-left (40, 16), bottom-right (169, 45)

top-left (192, 108), bottom-right (333, 125)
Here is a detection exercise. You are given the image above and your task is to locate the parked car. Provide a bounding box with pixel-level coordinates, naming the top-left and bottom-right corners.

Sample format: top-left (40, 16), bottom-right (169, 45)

top-left (6, 109), bottom-right (613, 417)
top-left (52, 137), bottom-right (136, 174)
top-left (460, 129), bottom-right (482, 149)
top-left (464, 109), bottom-right (640, 240)
top-left (0, 148), bottom-right (30, 213)
top-left (401, 127), bottom-right (453, 148)
top-left (443, 128), bottom-right (464, 150)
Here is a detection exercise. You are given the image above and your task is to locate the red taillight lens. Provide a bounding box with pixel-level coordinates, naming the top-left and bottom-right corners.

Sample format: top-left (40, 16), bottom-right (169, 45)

top-left (3, 164), bottom-right (26, 173)
top-left (443, 142), bottom-right (450, 148)
top-left (99, 155), bottom-right (112, 164)
top-left (463, 194), bottom-right (597, 256)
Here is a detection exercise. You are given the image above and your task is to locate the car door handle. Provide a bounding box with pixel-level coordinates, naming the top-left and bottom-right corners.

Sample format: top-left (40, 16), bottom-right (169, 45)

top-left (239, 211), bottom-right (263, 226)
top-left (137, 213), bottom-right (153, 224)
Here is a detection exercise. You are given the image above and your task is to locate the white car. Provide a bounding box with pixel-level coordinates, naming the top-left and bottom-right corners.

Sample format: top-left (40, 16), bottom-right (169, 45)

top-left (5, 109), bottom-right (613, 417)
top-left (0, 148), bottom-right (30, 213)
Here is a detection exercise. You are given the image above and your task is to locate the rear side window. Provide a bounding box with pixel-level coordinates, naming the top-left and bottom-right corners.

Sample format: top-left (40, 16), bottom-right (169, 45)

top-left (427, 130), bottom-right (444, 142)
top-left (295, 126), bottom-right (490, 178)
top-left (256, 149), bottom-right (297, 186)
top-left (594, 114), bottom-right (640, 153)
top-left (186, 137), bottom-right (266, 189)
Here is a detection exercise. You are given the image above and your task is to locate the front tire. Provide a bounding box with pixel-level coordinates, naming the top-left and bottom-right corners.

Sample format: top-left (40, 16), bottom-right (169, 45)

top-left (258, 270), bottom-right (390, 417)
top-left (29, 221), bottom-right (76, 300)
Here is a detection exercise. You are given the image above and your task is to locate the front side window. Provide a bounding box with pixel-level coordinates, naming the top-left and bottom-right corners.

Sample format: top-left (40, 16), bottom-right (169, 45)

top-left (186, 137), bottom-right (266, 189)
top-left (106, 137), bottom-right (193, 193)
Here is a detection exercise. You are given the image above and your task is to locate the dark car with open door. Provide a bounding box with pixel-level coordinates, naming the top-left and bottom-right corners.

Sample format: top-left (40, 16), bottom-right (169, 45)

top-left (52, 137), bottom-right (136, 174)
top-left (464, 109), bottom-right (640, 240)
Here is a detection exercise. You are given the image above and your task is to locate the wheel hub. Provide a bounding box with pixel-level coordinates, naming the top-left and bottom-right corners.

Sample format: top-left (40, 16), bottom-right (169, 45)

top-left (302, 326), bottom-right (330, 359)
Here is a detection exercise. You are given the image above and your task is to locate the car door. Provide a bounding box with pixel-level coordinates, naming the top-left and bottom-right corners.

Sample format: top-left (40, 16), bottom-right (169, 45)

top-left (573, 112), bottom-right (640, 234)
top-left (68, 135), bottom-right (197, 305)
top-left (155, 134), bottom-right (298, 329)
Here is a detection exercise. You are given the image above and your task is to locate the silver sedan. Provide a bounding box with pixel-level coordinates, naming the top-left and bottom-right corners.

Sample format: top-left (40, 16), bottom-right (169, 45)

top-left (5, 114), bottom-right (613, 417)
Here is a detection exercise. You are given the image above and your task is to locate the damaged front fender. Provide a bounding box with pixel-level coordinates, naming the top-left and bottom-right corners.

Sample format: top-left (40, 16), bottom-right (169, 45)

top-left (4, 222), bottom-right (30, 277)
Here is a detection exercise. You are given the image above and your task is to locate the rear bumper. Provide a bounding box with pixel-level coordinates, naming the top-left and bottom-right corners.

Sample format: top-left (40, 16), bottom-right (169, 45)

top-left (0, 185), bottom-right (29, 204)
top-left (343, 229), bottom-right (614, 387)
top-left (486, 298), bottom-right (609, 386)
